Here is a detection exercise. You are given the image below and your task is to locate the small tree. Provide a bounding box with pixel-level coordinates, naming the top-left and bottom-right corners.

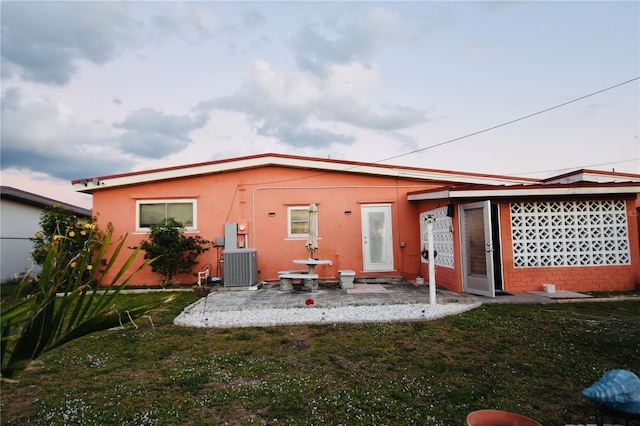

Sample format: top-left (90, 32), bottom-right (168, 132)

top-left (139, 218), bottom-right (210, 286)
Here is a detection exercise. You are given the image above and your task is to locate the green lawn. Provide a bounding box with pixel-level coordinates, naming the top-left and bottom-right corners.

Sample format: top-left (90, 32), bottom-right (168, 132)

top-left (1, 292), bottom-right (639, 425)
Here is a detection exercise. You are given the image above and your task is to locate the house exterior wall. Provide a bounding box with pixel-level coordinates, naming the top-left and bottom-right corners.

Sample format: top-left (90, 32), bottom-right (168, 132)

top-left (0, 199), bottom-right (42, 281)
top-left (412, 196), bottom-right (639, 294)
top-left (87, 159), bottom-right (640, 292)
top-left (498, 197), bottom-right (639, 292)
top-left (91, 166), bottom-right (436, 286)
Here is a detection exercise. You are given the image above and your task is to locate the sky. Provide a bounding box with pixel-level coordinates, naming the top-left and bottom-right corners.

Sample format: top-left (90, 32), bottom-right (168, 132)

top-left (1, 1), bottom-right (639, 210)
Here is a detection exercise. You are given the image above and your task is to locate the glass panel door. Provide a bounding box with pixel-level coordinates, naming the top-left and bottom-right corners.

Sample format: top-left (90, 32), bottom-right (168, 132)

top-left (361, 204), bottom-right (394, 271)
top-left (461, 201), bottom-right (495, 297)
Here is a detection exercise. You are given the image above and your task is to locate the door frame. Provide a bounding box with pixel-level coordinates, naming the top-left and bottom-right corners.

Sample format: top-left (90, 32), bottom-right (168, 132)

top-left (361, 204), bottom-right (394, 272)
top-left (460, 201), bottom-right (496, 297)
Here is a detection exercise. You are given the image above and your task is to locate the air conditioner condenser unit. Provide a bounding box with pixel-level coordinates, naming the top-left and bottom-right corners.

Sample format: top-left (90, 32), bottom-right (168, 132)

top-left (222, 248), bottom-right (258, 287)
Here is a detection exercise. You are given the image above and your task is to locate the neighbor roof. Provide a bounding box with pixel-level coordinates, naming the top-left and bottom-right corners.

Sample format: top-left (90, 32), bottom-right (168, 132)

top-left (542, 169), bottom-right (640, 185)
top-left (1, 186), bottom-right (92, 217)
top-left (71, 153), bottom-right (538, 193)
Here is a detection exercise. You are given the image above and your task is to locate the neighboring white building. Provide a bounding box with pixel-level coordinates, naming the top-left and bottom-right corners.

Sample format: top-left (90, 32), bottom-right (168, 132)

top-left (0, 186), bottom-right (91, 282)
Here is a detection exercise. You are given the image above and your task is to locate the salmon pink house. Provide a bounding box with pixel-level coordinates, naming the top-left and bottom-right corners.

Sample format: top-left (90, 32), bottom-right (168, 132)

top-left (72, 153), bottom-right (640, 297)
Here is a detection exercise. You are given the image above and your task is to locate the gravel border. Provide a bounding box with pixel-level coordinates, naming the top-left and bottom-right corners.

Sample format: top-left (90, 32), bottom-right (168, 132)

top-left (174, 301), bottom-right (481, 328)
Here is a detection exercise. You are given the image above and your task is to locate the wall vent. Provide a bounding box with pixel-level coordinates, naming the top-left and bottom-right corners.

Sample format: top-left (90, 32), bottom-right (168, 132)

top-left (223, 248), bottom-right (258, 287)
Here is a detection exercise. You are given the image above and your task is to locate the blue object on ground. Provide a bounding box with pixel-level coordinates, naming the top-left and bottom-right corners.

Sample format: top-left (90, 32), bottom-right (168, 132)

top-left (582, 369), bottom-right (640, 414)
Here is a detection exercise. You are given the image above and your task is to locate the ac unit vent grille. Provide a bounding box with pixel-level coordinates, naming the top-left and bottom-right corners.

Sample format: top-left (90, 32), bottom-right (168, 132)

top-left (223, 249), bottom-right (258, 287)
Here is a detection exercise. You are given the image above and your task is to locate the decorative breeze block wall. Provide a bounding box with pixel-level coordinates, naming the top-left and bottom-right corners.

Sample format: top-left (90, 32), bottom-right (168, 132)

top-left (510, 200), bottom-right (630, 267)
top-left (420, 207), bottom-right (454, 268)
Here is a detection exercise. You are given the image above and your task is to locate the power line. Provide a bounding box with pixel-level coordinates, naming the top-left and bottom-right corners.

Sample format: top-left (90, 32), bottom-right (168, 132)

top-left (375, 76), bottom-right (640, 164)
top-left (236, 77), bottom-right (639, 188)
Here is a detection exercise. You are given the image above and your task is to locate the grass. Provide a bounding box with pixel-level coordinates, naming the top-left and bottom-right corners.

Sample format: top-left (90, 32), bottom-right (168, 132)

top-left (1, 291), bottom-right (639, 425)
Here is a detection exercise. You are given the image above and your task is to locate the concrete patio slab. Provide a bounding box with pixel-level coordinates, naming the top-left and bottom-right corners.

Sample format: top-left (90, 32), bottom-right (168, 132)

top-left (528, 290), bottom-right (593, 299)
top-left (174, 280), bottom-right (634, 328)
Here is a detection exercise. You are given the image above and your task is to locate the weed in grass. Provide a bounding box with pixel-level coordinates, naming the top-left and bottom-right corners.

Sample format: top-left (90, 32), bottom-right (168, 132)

top-left (233, 331), bottom-right (253, 341)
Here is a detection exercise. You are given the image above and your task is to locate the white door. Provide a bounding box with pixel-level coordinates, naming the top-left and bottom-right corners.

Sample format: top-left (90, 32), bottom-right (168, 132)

top-left (361, 204), bottom-right (394, 272)
top-left (461, 201), bottom-right (495, 297)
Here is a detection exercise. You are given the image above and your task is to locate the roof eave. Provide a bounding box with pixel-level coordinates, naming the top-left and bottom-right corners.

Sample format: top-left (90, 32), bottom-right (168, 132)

top-left (408, 185), bottom-right (640, 201)
top-left (72, 154), bottom-right (535, 194)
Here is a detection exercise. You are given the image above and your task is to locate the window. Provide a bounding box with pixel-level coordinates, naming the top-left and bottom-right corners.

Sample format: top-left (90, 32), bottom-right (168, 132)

top-left (137, 199), bottom-right (196, 231)
top-left (288, 206), bottom-right (310, 237)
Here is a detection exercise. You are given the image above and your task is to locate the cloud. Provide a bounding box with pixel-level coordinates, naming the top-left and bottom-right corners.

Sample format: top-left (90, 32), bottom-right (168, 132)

top-left (196, 59), bottom-right (426, 148)
top-left (482, 1), bottom-right (526, 13)
top-left (1, 2), bottom-right (137, 85)
top-left (115, 109), bottom-right (209, 158)
top-left (0, 2), bottom-right (235, 85)
top-left (143, 3), bottom-right (269, 58)
top-left (290, 7), bottom-right (418, 77)
top-left (1, 87), bottom-right (21, 111)
top-left (0, 88), bottom-right (134, 180)
top-left (263, 124), bottom-right (354, 148)
top-left (242, 10), bottom-right (266, 29)
top-left (244, 6), bottom-right (426, 148)
top-left (147, 2), bottom-right (221, 44)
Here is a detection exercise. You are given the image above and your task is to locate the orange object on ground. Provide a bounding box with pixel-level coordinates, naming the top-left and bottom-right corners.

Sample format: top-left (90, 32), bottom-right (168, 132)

top-left (466, 409), bottom-right (541, 426)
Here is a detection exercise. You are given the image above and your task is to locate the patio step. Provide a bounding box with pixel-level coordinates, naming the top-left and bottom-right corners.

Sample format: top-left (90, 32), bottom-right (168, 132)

top-left (355, 275), bottom-right (406, 284)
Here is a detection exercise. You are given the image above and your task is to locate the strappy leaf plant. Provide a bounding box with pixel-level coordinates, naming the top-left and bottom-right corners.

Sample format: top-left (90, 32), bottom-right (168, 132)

top-left (1, 228), bottom-right (174, 379)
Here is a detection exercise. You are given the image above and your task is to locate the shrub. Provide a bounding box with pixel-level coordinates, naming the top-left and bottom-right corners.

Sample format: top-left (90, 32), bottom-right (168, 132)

top-left (30, 205), bottom-right (105, 291)
top-left (139, 218), bottom-right (210, 286)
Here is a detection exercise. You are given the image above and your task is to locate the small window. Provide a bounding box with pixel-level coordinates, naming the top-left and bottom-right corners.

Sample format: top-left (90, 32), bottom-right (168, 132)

top-left (288, 206), bottom-right (310, 238)
top-left (137, 200), bottom-right (196, 231)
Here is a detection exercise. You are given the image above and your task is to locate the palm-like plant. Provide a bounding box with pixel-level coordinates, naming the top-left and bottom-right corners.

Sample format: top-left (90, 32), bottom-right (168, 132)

top-left (1, 229), bottom-right (174, 379)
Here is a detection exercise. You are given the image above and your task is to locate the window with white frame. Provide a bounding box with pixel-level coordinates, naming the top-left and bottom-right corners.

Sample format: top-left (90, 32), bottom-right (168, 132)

top-left (137, 199), bottom-right (196, 231)
top-left (510, 200), bottom-right (630, 267)
top-left (288, 206), bottom-right (311, 238)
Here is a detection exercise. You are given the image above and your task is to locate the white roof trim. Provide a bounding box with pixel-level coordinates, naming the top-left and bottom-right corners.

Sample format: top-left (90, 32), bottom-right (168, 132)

top-left (544, 171), bottom-right (640, 184)
top-left (408, 185), bottom-right (640, 201)
top-left (408, 190), bottom-right (452, 201)
top-left (391, 168), bottom-right (528, 185)
top-left (73, 155), bottom-right (533, 193)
